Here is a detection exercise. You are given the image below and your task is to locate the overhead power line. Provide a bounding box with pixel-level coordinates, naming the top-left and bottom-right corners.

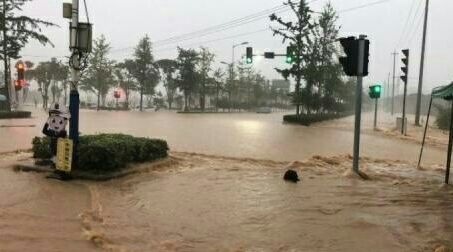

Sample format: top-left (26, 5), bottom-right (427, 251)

top-left (395, 0), bottom-right (419, 48)
top-left (110, 3), bottom-right (289, 54)
top-left (154, 28), bottom-right (270, 53)
top-left (397, 0), bottom-right (424, 48)
top-left (406, 9), bottom-right (425, 46)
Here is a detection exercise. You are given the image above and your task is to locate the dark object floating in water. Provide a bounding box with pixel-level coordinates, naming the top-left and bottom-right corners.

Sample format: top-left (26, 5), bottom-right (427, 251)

top-left (284, 169), bottom-right (300, 183)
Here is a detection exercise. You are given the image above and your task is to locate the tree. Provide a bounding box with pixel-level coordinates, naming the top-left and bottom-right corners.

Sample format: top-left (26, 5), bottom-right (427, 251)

top-left (28, 58), bottom-right (67, 109)
top-left (197, 47), bottom-right (215, 112)
top-left (176, 47), bottom-right (200, 111)
top-left (132, 35), bottom-right (159, 111)
top-left (212, 68), bottom-right (225, 111)
top-left (224, 63), bottom-right (236, 112)
top-left (270, 0), bottom-right (315, 116)
top-left (155, 59), bottom-right (177, 110)
top-left (1, 0), bottom-right (56, 111)
top-left (115, 59), bottom-right (138, 110)
top-left (317, 3), bottom-right (347, 113)
top-left (80, 35), bottom-right (115, 110)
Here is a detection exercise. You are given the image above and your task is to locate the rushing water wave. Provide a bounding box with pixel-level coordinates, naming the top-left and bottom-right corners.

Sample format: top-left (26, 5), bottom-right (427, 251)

top-left (1, 151), bottom-right (452, 251)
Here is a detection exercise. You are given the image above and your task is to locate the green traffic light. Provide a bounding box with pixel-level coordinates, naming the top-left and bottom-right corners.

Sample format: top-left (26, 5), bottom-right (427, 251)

top-left (246, 58), bottom-right (252, 64)
top-left (374, 85), bottom-right (381, 94)
top-left (286, 57), bottom-right (293, 64)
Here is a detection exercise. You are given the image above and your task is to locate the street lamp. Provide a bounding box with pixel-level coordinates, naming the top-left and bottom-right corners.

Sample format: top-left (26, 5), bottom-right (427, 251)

top-left (232, 41), bottom-right (249, 66)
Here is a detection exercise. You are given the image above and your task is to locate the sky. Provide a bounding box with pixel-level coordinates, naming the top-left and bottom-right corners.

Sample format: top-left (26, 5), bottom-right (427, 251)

top-left (17, 0), bottom-right (453, 96)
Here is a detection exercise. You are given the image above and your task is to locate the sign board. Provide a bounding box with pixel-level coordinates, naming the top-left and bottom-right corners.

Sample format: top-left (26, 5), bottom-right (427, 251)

top-left (56, 138), bottom-right (73, 172)
top-left (63, 3), bottom-right (72, 19)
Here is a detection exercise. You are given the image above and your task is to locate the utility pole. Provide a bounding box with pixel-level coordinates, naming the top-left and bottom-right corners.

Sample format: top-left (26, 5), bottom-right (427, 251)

top-left (391, 52), bottom-right (397, 115)
top-left (415, 0), bottom-right (430, 126)
top-left (69, 0), bottom-right (80, 166)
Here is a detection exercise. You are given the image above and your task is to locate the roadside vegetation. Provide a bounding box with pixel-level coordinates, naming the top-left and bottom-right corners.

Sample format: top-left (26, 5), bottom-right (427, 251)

top-left (32, 134), bottom-right (169, 174)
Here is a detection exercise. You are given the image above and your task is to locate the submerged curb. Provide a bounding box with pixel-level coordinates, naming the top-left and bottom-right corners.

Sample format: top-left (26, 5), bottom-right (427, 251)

top-left (13, 157), bottom-right (173, 181)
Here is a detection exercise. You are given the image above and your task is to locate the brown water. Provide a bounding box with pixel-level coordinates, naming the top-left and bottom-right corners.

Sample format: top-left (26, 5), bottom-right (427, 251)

top-left (1, 152), bottom-right (452, 251)
top-left (0, 109), bottom-right (445, 164)
top-left (1, 109), bottom-right (451, 251)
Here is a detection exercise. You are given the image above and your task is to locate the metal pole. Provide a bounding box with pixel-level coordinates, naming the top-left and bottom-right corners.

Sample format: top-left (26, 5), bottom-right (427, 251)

top-left (353, 35), bottom-right (366, 174)
top-left (386, 72), bottom-right (390, 111)
top-left (374, 98), bottom-right (378, 130)
top-left (445, 99), bottom-right (453, 184)
top-left (391, 52), bottom-right (397, 115)
top-left (2, 0), bottom-right (11, 112)
top-left (417, 96), bottom-right (432, 169)
top-left (415, 0), bottom-right (430, 126)
top-left (69, 0), bottom-right (80, 168)
top-left (402, 81), bottom-right (408, 135)
top-left (231, 45), bottom-right (235, 112)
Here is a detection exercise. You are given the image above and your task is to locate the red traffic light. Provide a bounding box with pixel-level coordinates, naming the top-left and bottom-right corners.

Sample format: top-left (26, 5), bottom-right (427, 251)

top-left (17, 63), bottom-right (24, 70)
top-left (113, 90), bottom-right (121, 99)
top-left (14, 80), bottom-right (25, 91)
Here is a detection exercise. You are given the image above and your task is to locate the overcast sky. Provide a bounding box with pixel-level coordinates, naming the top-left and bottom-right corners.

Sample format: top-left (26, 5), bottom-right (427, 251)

top-left (18, 0), bottom-right (452, 95)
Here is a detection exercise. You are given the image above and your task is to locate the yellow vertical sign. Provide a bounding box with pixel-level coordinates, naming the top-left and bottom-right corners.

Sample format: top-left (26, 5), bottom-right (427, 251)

top-left (56, 138), bottom-right (73, 172)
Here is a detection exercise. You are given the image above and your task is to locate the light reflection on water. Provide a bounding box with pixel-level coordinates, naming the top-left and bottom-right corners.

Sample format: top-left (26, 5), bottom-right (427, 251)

top-left (0, 108), bottom-right (445, 164)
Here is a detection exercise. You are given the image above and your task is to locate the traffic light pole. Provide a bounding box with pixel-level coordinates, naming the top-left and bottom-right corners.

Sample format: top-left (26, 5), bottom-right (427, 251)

top-left (352, 35), bottom-right (366, 175)
top-left (401, 80), bottom-right (408, 135)
top-left (69, 0), bottom-right (80, 168)
top-left (374, 98), bottom-right (378, 130)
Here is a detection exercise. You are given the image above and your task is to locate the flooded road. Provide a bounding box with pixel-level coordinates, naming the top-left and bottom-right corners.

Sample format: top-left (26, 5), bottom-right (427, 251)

top-left (1, 109), bottom-right (451, 251)
top-left (0, 109), bottom-right (445, 164)
top-left (1, 152), bottom-right (452, 251)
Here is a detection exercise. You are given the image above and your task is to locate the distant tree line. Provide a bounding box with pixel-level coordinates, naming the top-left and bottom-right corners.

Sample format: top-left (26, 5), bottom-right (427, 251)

top-left (27, 34), bottom-right (292, 112)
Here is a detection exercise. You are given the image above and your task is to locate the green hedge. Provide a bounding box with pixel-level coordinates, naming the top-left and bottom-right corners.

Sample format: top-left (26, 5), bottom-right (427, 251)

top-left (32, 134), bottom-right (169, 173)
top-left (283, 113), bottom-right (352, 126)
top-left (0, 111), bottom-right (31, 119)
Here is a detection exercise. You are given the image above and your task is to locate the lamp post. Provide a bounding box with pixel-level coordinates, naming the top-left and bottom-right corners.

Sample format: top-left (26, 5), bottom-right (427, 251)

top-left (221, 42), bottom-right (248, 112)
top-left (232, 41), bottom-right (249, 71)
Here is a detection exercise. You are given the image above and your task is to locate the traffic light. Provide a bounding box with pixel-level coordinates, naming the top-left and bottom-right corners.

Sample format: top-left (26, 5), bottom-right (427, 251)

top-left (339, 37), bottom-right (358, 76)
top-left (400, 49), bottom-right (409, 84)
top-left (114, 90), bottom-right (121, 99)
top-left (246, 47), bottom-right (253, 64)
top-left (16, 62), bottom-right (25, 81)
top-left (286, 46), bottom-right (295, 64)
top-left (14, 61), bottom-right (25, 91)
top-left (339, 37), bottom-right (369, 77)
top-left (369, 84), bottom-right (382, 99)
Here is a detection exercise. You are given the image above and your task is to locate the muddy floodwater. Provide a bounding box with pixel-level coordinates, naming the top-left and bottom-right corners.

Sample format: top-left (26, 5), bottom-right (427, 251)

top-left (0, 109), bottom-right (445, 164)
top-left (0, 109), bottom-right (452, 251)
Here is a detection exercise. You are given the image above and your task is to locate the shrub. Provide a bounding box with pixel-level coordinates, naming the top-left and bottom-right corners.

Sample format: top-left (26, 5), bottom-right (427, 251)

top-left (283, 113), bottom-right (353, 126)
top-left (32, 137), bottom-right (53, 159)
top-left (32, 134), bottom-right (169, 173)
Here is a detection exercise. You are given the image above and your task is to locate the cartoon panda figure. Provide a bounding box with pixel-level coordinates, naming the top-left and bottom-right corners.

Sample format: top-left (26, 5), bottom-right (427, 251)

top-left (42, 103), bottom-right (70, 165)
